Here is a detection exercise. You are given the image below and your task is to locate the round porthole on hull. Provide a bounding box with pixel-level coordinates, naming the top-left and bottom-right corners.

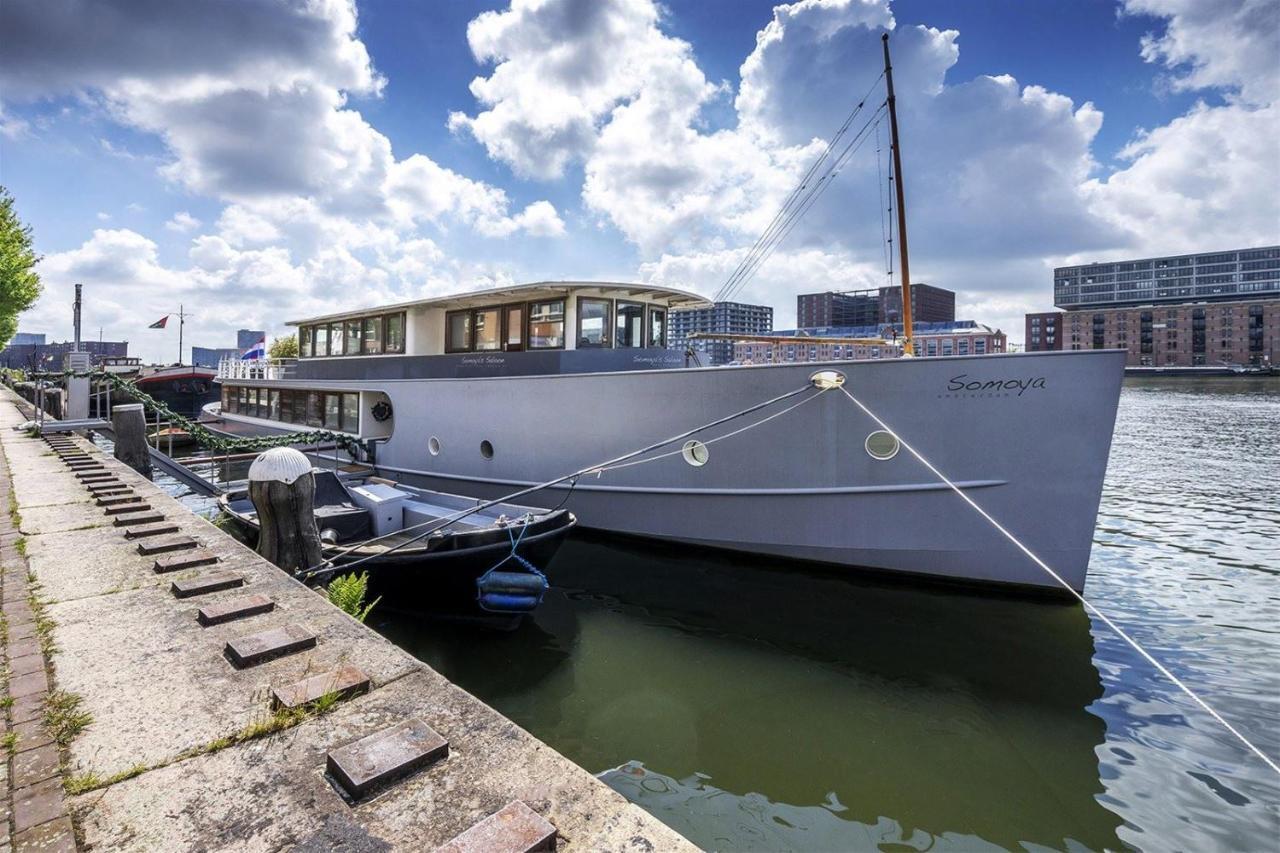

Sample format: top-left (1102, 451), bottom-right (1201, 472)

top-left (480, 440), bottom-right (494, 459)
top-left (429, 436), bottom-right (441, 456)
top-left (865, 430), bottom-right (900, 460)
top-left (681, 439), bottom-right (709, 467)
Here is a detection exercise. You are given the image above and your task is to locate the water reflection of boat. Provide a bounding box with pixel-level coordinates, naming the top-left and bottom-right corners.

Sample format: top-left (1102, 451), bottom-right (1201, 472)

top-left (405, 532), bottom-right (1123, 852)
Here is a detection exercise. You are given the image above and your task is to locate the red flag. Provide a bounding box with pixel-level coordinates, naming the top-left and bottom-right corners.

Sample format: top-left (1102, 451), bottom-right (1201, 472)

top-left (148, 316), bottom-right (168, 329)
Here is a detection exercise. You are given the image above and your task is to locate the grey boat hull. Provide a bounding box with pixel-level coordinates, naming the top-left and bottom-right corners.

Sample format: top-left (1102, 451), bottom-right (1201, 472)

top-left (209, 349), bottom-right (1126, 593)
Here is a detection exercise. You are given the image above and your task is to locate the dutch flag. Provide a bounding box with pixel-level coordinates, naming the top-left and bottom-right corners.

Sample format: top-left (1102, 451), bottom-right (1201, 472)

top-left (240, 337), bottom-right (266, 360)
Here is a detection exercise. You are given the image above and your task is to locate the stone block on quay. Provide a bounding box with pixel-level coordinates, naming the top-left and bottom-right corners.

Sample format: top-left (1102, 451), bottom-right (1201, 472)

top-left (75, 472), bottom-right (115, 482)
top-left (326, 717), bottom-right (448, 800)
top-left (10, 694), bottom-right (43, 725)
top-left (123, 521), bottom-right (181, 539)
top-left (9, 653), bottom-right (45, 677)
top-left (434, 801), bottom-right (557, 853)
top-left (12, 742), bottom-right (60, 789)
top-left (196, 594), bottom-right (275, 626)
top-left (12, 719), bottom-right (54, 754)
top-left (105, 502), bottom-right (151, 516)
top-left (12, 777), bottom-right (65, 833)
top-left (13, 814), bottom-right (76, 853)
top-left (170, 572), bottom-right (244, 599)
top-left (153, 550), bottom-right (219, 573)
top-left (113, 510), bottom-right (164, 527)
top-left (96, 494), bottom-right (144, 507)
top-left (8, 637), bottom-right (40, 660)
top-left (137, 536), bottom-right (198, 556)
top-left (224, 624), bottom-right (316, 668)
top-left (271, 664), bottom-right (369, 710)
top-left (9, 669), bottom-right (49, 700)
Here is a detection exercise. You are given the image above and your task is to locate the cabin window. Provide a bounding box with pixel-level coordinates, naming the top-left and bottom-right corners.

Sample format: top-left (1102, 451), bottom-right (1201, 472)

top-left (299, 326), bottom-right (312, 357)
top-left (268, 390), bottom-right (281, 420)
top-left (446, 310), bottom-right (472, 352)
top-left (345, 321), bottom-right (362, 355)
top-left (222, 387), bottom-right (236, 414)
top-left (616, 301), bottom-right (644, 348)
top-left (238, 386), bottom-right (249, 412)
top-left (329, 323), bottom-right (346, 356)
top-left (342, 393), bottom-right (360, 432)
top-left (324, 393), bottom-right (342, 430)
top-left (362, 317), bottom-right (382, 354)
top-left (385, 313), bottom-right (406, 352)
top-left (529, 300), bottom-right (565, 349)
top-left (649, 308), bottom-right (666, 347)
top-left (279, 390), bottom-right (293, 422)
top-left (474, 308), bottom-right (501, 351)
top-left (577, 298), bottom-right (611, 348)
top-left (314, 325), bottom-right (329, 357)
top-left (305, 392), bottom-right (323, 428)
top-left (505, 305), bottom-right (524, 351)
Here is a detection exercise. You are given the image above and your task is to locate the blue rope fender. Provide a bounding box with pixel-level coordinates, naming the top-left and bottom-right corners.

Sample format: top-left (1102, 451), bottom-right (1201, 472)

top-left (476, 517), bottom-right (549, 613)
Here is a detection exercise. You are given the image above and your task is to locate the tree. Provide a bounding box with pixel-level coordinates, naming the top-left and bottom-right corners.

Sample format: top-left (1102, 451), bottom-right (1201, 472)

top-left (269, 333), bottom-right (298, 359)
top-left (0, 187), bottom-right (42, 348)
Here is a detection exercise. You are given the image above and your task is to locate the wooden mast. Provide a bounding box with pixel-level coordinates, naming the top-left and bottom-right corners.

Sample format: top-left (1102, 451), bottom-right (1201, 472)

top-left (881, 33), bottom-right (914, 356)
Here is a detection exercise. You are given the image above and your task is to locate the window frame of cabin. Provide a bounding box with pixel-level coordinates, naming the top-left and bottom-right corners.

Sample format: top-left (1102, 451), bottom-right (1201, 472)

top-left (576, 298), bottom-right (613, 349)
top-left (615, 300), bottom-right (645, 348)
top-left (384, 313), bottom-right (406, 353)
top-left (527, 299), bottom-right (566, 350)
top-left (473, 307), bottom-right (502, 352)
top-left (648, 307), bottom-right (667, 348)
top-left (445, 309), bottom-right (473, 353)
top-left (502, 303), bottom-right (525, 351)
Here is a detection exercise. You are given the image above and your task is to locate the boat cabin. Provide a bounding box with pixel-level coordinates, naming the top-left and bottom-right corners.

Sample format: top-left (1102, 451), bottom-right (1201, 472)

top-left (285, 281), bottom-right (708, 381)
top-left (213, 281), bottom-right (709, 440)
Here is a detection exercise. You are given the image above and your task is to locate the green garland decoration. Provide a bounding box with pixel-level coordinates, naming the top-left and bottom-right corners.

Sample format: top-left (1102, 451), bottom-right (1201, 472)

top-left (8, 369), bottom-right (363, 457)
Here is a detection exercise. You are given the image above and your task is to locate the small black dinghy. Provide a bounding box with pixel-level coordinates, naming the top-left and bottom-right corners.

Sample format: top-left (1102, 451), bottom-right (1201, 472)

top-left (218, 471), bottom-right (575, 614)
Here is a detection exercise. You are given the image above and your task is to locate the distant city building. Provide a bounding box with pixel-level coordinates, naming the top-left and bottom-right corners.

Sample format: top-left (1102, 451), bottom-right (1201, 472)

top-left (236, 329), bottom-right (267, 350)
top-left (10, 333), bottom-right (45, 347)
top-left (1025, 312), bottom-right (1064, 352)
top-left (1047, 246), bottom-right (1280, 366)
top-left (1054, 246), bottom-right (1280, 310)
top-left (669, 301), bottom-right (773, 366)
top-left (0, 338), bottom-right (128, 370)
top-left (797, 284), bottom-right (955, 328)
top-left (1061, 299), bottom-right (1276, 367)
top-left (734, 320), bottom-right (1005, 364)
top-left (191, 346), bottom-right (243, 369)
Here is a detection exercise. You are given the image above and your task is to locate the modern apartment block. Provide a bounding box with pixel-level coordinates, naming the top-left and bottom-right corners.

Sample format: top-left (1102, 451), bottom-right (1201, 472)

top-left (1046, 246), bottom-right (1280, 366)
top-left (1025, 312), bottom-right (1064, 352)
top-left (797, 284), bottom-right (955, 328)
top-left (1054, 246), bottom-right (1280, 310)
top-left (236, 329), bottom-right (267, 349)
top-left (734, 320), bottom-right (1005, 364)
top-left (0, 338), bottom-right (129, 370)
top-left (669, 301), bottom-right (773, 365)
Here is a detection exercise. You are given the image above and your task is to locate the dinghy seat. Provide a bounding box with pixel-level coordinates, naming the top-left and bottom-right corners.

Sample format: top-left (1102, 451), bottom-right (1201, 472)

top-left (311, 470), bottom-right (371, 542)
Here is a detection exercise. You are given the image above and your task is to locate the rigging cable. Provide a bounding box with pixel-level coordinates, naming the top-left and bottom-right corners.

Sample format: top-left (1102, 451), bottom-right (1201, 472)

top-left (835, 383), bottom-right (1280, 777)
top-left (719, 102), bottom-right (887, 304)
top-left (713, 70), bottom-right (886, 304)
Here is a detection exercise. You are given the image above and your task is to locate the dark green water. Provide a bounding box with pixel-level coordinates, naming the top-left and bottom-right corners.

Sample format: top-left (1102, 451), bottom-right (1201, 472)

top-left (156, 379), bottom-right (1279, 850)
top-left (375, 379), bottom-right (1280, 851)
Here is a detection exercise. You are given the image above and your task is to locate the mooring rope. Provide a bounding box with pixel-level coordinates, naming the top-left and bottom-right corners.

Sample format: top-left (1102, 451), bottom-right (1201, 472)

top-left (296, 382), bottom-right (822, 579)
top-left (836, 384), bottom-right (1280, 776)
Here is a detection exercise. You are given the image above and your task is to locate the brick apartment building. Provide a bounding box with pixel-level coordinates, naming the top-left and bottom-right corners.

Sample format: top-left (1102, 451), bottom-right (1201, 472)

top-left (797, 284), bottom-right (955, 328)
top-left (1032, 246), bottom-right (1280, 366)
top-left (734, 320), bottom-right (1006, 364)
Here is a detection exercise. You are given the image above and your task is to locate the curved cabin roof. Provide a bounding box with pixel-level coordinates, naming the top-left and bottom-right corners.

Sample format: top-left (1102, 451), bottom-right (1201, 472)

top-left (286, 280), bottom-right (711, 327)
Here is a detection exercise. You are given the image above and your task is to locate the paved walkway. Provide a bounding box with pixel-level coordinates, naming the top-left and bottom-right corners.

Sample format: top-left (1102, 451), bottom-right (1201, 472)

top-left (0, 388), bottom-right (693, 852)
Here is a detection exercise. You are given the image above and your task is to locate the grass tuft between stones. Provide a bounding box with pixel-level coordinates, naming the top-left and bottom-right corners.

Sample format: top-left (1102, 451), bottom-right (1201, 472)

top-left (44, 689), bottom-right (93, 746)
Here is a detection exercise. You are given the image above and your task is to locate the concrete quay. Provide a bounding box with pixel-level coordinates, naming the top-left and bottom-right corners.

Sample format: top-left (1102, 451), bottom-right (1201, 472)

top-left (0, 388), bottom-right (694, 852)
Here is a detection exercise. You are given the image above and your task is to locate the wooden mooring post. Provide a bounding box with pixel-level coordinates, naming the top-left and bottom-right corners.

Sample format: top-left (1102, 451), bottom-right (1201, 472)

top-left (111, 403), bottom-right (153, 480)
top-left (247, 447), bottom-right (323, 573)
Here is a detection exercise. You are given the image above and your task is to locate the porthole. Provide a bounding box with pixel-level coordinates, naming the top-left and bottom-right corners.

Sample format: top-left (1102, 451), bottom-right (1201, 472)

top-left (428, 436), bottom-right (441, 456)
top-left (864, 430), bottom-right (900, 461)
top-left (681, 439), bottom-right (709, 467)
top-left (480, 439), bottom-right (494, 459)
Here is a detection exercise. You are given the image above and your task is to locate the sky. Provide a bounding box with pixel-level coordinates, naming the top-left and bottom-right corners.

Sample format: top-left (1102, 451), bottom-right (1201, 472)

top-left (0, 0), bottom-right (1276, 362)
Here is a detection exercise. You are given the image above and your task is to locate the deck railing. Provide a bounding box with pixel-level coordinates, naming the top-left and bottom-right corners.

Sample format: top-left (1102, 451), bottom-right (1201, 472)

top-left (217, 357), bottom-right (297, 381)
